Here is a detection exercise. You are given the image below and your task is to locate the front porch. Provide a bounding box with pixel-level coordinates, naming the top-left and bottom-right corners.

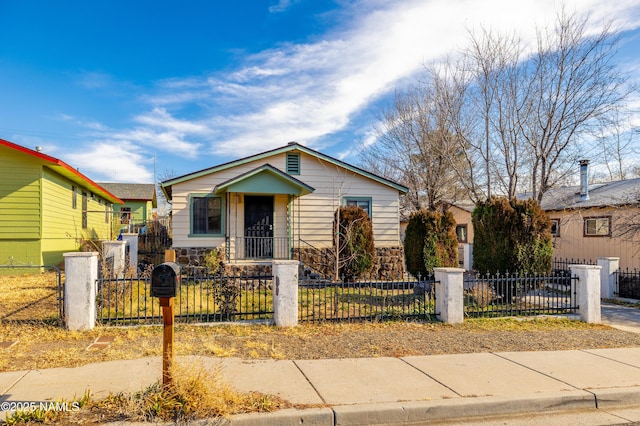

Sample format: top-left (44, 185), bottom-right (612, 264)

top-left (225, 236), bottom-right (293, 261)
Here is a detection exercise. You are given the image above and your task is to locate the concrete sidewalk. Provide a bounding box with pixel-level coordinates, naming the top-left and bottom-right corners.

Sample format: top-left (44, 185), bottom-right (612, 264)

top-left (3, 349), bottom-right (640, 425)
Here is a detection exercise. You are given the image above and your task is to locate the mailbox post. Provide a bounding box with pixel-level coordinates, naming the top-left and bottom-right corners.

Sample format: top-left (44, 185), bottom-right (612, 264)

top-left (151, 262), bottom-right (180, 389)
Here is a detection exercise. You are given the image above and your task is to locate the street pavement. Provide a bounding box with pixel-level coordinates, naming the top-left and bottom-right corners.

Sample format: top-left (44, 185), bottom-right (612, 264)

top-left (2, 305), bottom-right (640, 425)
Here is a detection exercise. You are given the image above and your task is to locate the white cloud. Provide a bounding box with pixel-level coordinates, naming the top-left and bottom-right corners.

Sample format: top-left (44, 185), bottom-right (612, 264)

top-left (65, 141), bottom-right (153, 183)
top-left (202, 0), bottom-right (640, 157)
top-left (134, 108), bottom-right (210, 134)
top-left (94, 0), bottom-right (640, 166)
top-left (269, 0), bottom-right (297, 14)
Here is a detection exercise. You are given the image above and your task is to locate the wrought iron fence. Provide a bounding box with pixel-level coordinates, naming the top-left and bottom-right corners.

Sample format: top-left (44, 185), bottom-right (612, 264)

top-left (0, 264), bottom-right (63, 324)
top-left (97, 271), bottom-right (273, 326)
top-left (552, 258), bottom-right (595, 272)
top-left (299, 274), bottom-right (438, 322)
top-left (464, 272), bottom-right (578, 318)
top-left (616, 268), bottom-right (640, 299)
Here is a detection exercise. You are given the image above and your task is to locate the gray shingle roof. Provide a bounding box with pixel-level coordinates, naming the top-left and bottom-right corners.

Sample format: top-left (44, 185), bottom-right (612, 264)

top-left (519, 178), bottom-right (640, 211)
top-left (97, 183), bottom-right (155, 201)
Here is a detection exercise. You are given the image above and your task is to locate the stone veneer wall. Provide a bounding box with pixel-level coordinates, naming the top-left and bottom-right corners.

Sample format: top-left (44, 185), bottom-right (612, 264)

top-left (174, 245), bottom-right (405, 279)
top-left (174, 247), bottom-right (272, 276)
top-left (293, 246), bottom-right (406, 280)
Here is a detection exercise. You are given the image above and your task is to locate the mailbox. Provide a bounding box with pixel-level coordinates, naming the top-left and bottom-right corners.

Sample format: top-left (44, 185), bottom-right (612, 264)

top-left (151, 262), bottom-right (181, 298)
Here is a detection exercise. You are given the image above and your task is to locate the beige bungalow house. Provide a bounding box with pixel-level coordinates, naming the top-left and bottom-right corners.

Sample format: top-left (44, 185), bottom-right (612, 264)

top-left (536, 161), bottom-right (640, 270)
top-left (160, 142), bottom-right (409, 277)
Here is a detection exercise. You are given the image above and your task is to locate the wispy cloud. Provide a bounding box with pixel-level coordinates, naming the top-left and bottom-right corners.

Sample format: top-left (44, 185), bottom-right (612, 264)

top-left (65, 141), bottom-right (153, 183)
top-left (269, 0), bottom-right (297, 14)
top-left (142, 0), bottom-right (639, 159)
top-left (67, 0), bottom-right (640, 177)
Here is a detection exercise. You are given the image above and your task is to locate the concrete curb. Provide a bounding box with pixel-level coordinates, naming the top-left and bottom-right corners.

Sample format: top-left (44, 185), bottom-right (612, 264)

top-left (592, 386), bottom-right (640, 409)
top-left (214, 388), bottom-right (640, 426)
top-left (331, 391), bottom-right (596, 425)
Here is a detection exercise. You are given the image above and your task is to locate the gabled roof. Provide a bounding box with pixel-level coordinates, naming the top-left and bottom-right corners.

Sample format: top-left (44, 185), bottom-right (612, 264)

top-left (519, 177), bottom-right (640, 211)
top-left (213, 164), bottom-right (314, 196)
top-left (0, 138), bottom-right (123, 204)
top-left (98, 183), bottom-right (157, 207)
top-left (160, 142), bottom-right (408, 200)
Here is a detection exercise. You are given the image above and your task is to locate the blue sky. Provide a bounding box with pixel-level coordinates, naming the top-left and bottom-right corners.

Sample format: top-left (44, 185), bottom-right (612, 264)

top-left (1, 0), bottom-right (640, 184)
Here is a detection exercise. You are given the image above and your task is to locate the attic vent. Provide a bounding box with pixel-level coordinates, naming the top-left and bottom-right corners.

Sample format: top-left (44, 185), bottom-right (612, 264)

top-left (286, 153), bottom-right (300, 175)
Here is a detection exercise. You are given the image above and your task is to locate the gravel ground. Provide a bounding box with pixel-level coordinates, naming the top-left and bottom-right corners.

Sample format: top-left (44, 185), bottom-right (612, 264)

top-left (3, 319), bottom-right (640, 372)
top-left (214, 321), bottom-right (640, 359)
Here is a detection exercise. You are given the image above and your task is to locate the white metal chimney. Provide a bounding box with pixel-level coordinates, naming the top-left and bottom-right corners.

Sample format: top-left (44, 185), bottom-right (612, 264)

top-left (579, 159), bottom-right (589, 201)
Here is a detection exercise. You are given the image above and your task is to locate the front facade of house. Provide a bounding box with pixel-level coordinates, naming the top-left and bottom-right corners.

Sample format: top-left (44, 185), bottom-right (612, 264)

top-left (0, 139), bottom-right (123, 268)
top-left (161, 142), bottom-right (408, 277)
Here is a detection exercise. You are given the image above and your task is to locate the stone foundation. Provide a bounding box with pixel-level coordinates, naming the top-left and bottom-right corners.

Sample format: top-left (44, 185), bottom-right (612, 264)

top-left (174, 247), bottom-right (273, 276)
top-left (293, 246), bottom-right (406, 280)
top-left (172, 245), bottom-right (406, 279)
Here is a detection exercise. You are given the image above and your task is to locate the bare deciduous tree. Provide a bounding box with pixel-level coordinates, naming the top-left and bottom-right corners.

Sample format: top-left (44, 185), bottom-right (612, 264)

top-left (361, 7), bottom-right (636, 207)
top-left (522, 9), bottom-right (632, 202)
top-left (360, 76), bottom-right (467, 211)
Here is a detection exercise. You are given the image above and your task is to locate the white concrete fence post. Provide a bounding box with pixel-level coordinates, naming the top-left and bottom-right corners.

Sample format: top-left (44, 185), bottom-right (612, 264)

top-left (570, 264), bottom-right (602, 323)
top-left (103, 240), bottom-right (126, 278)
top-left (63, 252), bottom-right (98, 331)
top-left (272, 260), bottom-right (299, 327)
top-left (434, 267), bottom-right (465, 324)
top-left (121, 233), bottom-right (139, 273)
top-left (597, 257), bottom-right (619, 300)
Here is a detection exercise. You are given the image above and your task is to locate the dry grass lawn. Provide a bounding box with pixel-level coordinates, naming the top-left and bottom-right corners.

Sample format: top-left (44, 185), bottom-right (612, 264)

top-left (3, 272), bottom-right (640, 373)
top-left (4, 272), bottom-right (640, 423)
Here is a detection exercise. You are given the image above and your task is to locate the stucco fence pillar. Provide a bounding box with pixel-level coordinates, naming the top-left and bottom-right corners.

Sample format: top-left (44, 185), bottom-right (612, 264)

top-left (272, 260), bottom-right (299, 327)
top-left (121, 233), bottom-right (139, 273)
top-left (570, 264), bottom-right (602, 323)
top-left (434, 267), bottom-right (465, 324)
top-left (63, 252), bottom-right (99, 331)
top-left (597, 257), bottom-right (619, 300)
top-left (103, 240), bottom-right (126, 278)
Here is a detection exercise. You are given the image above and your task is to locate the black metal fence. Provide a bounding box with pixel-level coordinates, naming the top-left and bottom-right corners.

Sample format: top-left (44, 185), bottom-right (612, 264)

top-left (299, 274), bottom-right (438, 322)
top-left (0, 264), bottom-right (63, 324)
top-left (464, 272), bottom-right (578, 318)
top-left (552, 257), bottom-right (596, 272)
top-left (97, 271), bottom-right (273, 326)
top-left (616, 268), bottom-right (640, 299)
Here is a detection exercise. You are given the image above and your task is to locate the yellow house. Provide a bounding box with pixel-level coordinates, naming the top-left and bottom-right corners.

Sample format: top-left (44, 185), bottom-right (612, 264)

top-left (0, 138), bottom-right (123, 269)
top-left (98, 183), bottom-right (157, 235)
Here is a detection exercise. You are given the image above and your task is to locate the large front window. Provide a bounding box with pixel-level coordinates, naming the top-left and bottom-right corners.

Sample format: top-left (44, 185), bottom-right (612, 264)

top-left (192, 196), bottom-right (222, 235)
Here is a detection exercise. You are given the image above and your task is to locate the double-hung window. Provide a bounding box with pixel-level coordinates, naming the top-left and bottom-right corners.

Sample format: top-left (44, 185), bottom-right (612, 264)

top-left (191, 195), bottom-right (223, 235)
top-left (344, 197), bottom-right (372, 217)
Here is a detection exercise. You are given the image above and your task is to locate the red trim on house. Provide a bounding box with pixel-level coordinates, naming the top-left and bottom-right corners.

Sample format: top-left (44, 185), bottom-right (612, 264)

top-left (0, 138), bottom-right (124, 204)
